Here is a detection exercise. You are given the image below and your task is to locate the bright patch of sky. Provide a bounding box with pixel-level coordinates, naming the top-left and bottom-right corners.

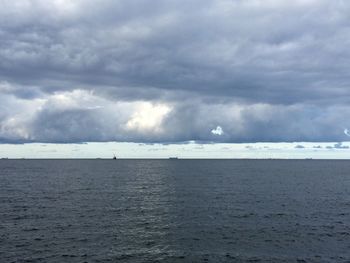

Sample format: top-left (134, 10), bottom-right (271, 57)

top-left (1, 142), bottom-right (350, 159)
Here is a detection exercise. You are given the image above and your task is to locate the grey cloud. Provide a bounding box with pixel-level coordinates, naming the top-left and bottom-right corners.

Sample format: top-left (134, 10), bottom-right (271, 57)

top-left (2, 95), bottom-right (346, 143)
top-left (326, 142), bottom-right (349, 149)
top-left (295, 145), bottom-right (305, 149)
top-left (2, 1), bottom-right (350, 103)
top-left (1, 1), bottom-right (350, 143)
top-left (166, 102), bottom-right (350, 142)
top-left (333, 142), bottom-right (349, 149)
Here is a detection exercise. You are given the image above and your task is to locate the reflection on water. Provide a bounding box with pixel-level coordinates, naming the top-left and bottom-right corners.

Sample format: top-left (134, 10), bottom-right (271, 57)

top-left (1, 159), bottom-right (350, 262)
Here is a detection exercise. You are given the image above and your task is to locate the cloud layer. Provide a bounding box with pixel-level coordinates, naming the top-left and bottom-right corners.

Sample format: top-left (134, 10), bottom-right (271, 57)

top-left (1, 0), bottom-right (350, 143)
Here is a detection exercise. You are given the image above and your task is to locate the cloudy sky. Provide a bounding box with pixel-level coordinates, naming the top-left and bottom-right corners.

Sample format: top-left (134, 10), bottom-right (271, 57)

top-left (1, 0), bottom-right (350, 157)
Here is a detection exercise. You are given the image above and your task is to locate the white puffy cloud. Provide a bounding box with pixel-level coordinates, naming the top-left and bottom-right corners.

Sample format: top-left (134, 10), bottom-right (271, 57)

top-left (344, 129), bottom-right (350, 137)
top-left (211, 126), bottom-right (224, 136)
top-left (126, 102), bottom-right (171, 133)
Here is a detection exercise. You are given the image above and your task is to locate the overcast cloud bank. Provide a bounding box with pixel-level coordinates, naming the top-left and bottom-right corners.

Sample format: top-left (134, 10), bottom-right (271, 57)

top-left (1, 0), bottom-right (350, 143)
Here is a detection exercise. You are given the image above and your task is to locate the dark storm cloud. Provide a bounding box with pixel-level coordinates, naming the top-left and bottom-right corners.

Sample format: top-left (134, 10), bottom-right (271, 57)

top-left (1, 0), bottom-right (350, 143)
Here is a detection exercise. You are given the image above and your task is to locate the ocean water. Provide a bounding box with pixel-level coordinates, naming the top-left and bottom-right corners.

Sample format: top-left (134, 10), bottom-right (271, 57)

top-left (0, 159), bottom-right (350, 263)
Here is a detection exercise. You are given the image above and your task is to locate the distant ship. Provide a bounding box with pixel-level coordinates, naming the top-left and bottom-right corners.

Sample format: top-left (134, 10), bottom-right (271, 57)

top-left (113, 155), bottom-right (117, 160)
top-left (169, 157), bottom-right (178, 160)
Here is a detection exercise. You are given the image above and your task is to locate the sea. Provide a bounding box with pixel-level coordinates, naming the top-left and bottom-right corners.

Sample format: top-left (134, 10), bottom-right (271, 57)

top-left (0, 159), bottom-right (350, 262)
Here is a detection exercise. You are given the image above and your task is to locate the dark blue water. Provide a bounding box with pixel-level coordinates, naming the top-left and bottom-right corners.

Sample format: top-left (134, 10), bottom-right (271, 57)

top-left (0, 159), bottom-right (350, 262)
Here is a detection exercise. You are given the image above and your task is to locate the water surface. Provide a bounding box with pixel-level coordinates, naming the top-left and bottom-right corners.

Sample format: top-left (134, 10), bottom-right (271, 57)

top-left (1, 159), bottom-right (350, 262)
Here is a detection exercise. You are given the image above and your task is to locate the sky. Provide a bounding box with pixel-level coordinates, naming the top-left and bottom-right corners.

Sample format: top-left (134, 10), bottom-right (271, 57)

top-left (1, 0), bottom-right (350, 158)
